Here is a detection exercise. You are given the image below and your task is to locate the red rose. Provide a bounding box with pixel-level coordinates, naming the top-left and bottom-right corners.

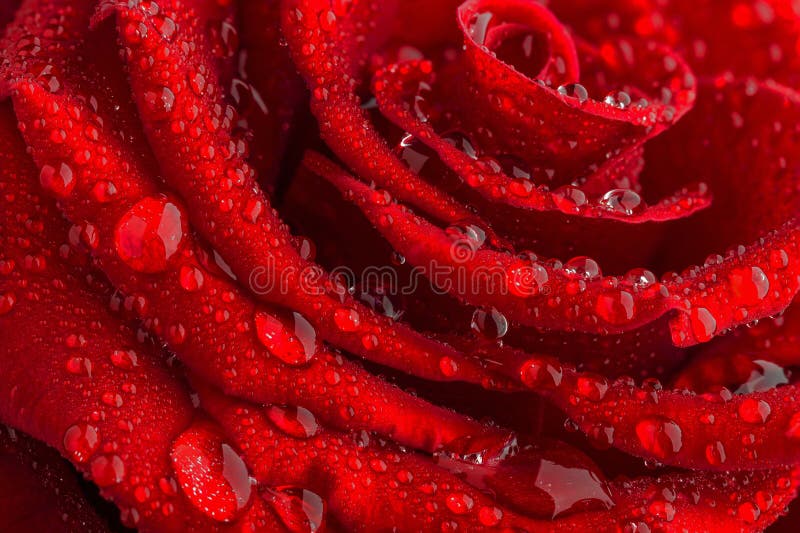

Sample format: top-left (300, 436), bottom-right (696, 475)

top-left (0, 0), bottom-right (799, 531)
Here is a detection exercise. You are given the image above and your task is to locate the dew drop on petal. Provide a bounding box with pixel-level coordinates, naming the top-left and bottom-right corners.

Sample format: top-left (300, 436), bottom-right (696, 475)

top-left (266, 405), bottom-right (319, 439)
top-left (255, 311), bottom-right (317, 366)
top-left (738, 398), bottom-right (771, 424)
top-left (179, 265), bottom-right (205, 292)
top-left (0, 292), bottom-right (16, 315)
top-left (114, 196), bottom-right (186, 273)
top-left (471, 307), bottom-right (508, 339)
top-left (39, 162), bottom-right (75, 198)
top-left (729, 266), bottom-right (769, 304)
top-left (576, 374), bottom-right (609, 402)
top-left (445, 493), bottom-right (474, 515)
top-left (705, 441), bottom-right (727, 466)
top-left (624, 268), bottom-right (657, 288)
top-left (91, 454), bottom-right (126, 487)
top-left (786, 412), bottom-right (800, 442)
top-left (333, 307), bottom-right (361, 332)
top-left (689, 307), bottom-right (717, 342)
top-left (520, 358), bottom-right (563, 389)
top-left (65, 356), bottom-right (92, 377)
top-left (264, 487), bottom-right (326, 533)
top-left (110, 349), bottom-right (138, 370)
top-left (63, 423), bottom-right (99, 463)
top-left (171, 426), bottom-right (253, 523)
top-left (599, 189), bottom-right (644, 215)
top-left (564, 256), bottom-right (602, 281)
top-left (478, 506), bottom-right (503, 526)
top-left (595, 290), bottom-right (635, 325)
top-left (635, 416), bottom-right (683, 459)
top-left (557, 83), bottom-right (589, 104)
top-left (604, 90), bottom-right (631, 109)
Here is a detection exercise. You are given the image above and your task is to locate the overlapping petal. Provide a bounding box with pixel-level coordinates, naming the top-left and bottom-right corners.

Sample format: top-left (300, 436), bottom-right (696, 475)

top-left (0, 0), bottom-right (798, 530)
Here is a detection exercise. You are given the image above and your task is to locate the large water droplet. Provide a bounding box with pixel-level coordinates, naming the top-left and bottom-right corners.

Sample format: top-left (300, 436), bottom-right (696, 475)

top-left (564, 257), bottom-right (602, 281)
top-left (91, 454), bottom-right (126, 487)
top-left (604, 90), bottom-right (631, 109)
top-left (520, 357), bottom-right (563, 389)
top-left (63, 423), bottom-right (99, 463)
top-left (333, 308), bottom-right (361, 332)
top-left (595, 290), bottom-right (635, 325)
top-left (705, 441), bottom-right (726, 466)
top-left (110, 349), bottom-right (138, 370)
top-left (557, 83), bottom-right (589, 104)
top-left (254, 311), bottom-right (317, 366)
top-left (738, 398), bottom-right (771, 424)
top-left (39, 162), bottom-right (75, 198)
top-left (114, 195), bottom-right (186, 273)
top-left (264, 487), bottom-right (326, 533)
top-left (635, 416), bottom-right (683, 459)
top-left (729, 266), bottom-right (770, 304)
top-left (599, 189), bottom-right (644, 215)
top-left (471, 307), bottom-right (508, 339)
top-left (0, 292), bottom-right (16, 316)
top-left (445, 492), bottom-right (475, 515)
top-left (171, 425), bottom-right (253, 522)
top-left (689, 307), bottom-right (717, 342)
top-left (266, 405), bottom-right (319, 439)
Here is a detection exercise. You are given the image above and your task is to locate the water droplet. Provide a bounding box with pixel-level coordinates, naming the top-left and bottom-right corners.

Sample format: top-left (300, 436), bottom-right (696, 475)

top-left (770, 249), bottom-right (789, 269)
top-left (266, 406), bottom-right (319, 438)
top-left (553, 185), bottom-right (587, 211)
top-left (600, 189), bottom-right (644, 215)
top-left (624, 268), bottom-right (657, 288)
top-left (442, 131), bottom-right (479, 160)
top-left (635, 416), bottom-right (682, 459)
top-left (66, 356), bottom-right (92, 377)
top-left (478, 506), bottom-right (503, 526)
top-left (0, 292), bottom-right (17, 315)
top-left (576, 374), bottom-right (609, 401)
top-left (786, 412), bottom-right (800, 440)
top-left (439, 356), bottom-right (459, 377)
top-left (604, 90), bottom-right (631, 109)
top-left (446, 223), bottom-right (487, 252)
top-left (91, 454), bottom-right (126, 487)
top-left (171, 427), bottom-right (253, 522)
top-left (264, 487), bottom-right (325, 533)
top-left (143, 86), bottom-right (176, 116)
top-left (564, 256), bottom-right (602, 280)
top-left (705, 441), bottom-right (726, 465)
top-left (557, 83), bottom-right (589, 104)
top-left (738, 398), bottom-right (771, 424)
top-left (445, 492), bottom-right (474, 515)
top-left (39, 162), bottom-right (75, 198)
top-left (333, 308), bottom-right (360, 332)
top-left (91, 180), bottom-right (119, 203)
top-left (471, 307), bottom-right (508, 339)
top-left (255, 311), bottom-right (317, 366)
top-left (179, 265), bottom-right (205, 291)
top-left (110, 350), bottom-right (138, 370)
top-left (318, 9), bottom-right (337, 31)
top-left (63, 424), bottom-right (99, 463)
top-left (729, 266), bottom-right (769, 304)
top-left (595, 290), bottom-right (635, 325)
top-left (689, 307), bottom-right (717, 342)
top-left (520, 357), bottom-right (563, 389)
top-left (738, 502), bottom-right (760, 523)
top-left (508, 262), bottom-right (549, 297)
top-left (114, 196), bottom-right (185, 273)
